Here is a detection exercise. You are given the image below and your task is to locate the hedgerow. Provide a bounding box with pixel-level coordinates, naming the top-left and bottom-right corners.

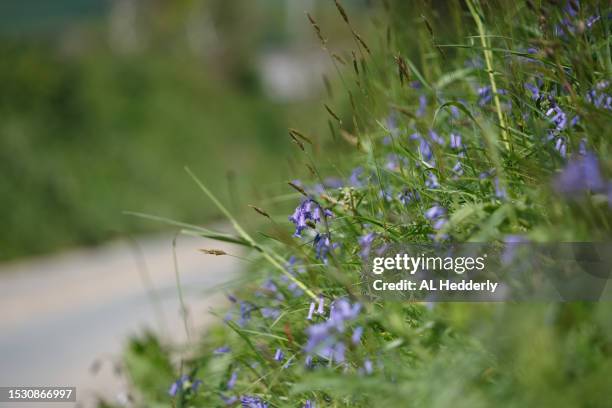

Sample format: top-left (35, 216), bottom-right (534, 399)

top-left (115, 1), bottom-right (612, 407)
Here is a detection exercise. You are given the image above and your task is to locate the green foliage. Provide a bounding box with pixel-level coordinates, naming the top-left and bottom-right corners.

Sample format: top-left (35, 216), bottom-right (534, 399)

top-left (109, 1), bottom-right (612, 407)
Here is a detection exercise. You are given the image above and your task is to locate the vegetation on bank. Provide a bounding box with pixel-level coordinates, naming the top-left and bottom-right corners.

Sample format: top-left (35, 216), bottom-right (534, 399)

top-left (110, 1), bottom-right (611, 407)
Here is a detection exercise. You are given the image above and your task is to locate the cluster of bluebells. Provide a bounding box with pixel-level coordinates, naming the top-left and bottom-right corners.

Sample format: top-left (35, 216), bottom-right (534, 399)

top-left (304, 298), bottom-right (362, 364)
top-left (168, 374), bottom-right (202, 397)
top-left (553, 0), bottom-right (602, 38)
top-left (289, 197), bottom-right (337, 263)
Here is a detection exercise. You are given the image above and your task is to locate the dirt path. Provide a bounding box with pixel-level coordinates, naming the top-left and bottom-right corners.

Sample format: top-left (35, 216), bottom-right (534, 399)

top-left (0, 231), bottom-right (242, 407)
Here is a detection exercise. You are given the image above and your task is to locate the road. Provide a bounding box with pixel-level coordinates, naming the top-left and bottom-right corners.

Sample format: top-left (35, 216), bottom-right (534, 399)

top-left (0, 231), bottom-right (242, 407)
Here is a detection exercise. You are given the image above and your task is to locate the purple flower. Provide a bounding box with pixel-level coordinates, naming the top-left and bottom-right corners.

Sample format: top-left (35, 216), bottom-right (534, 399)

top-left (314, 233), bottom-right (336, 263)
top-left (429, 130), bottom-right (445, 146)
top-left (349, 166), bottom-right (365, 187)
top-left (494, 178), bottom-right (507, 199)
top-left (261, 307), bottom-right (280, 319)
top-left (227, 371), bottom-right (238, 390)
top-left (425, 205), bottom-right (446, 220)
top-left (304, 400), bottom-right (315, 408)
top-left (524, 82), bottom-right (540, 100)
top-left (555, 137), bottom-right (567, 157)
top-left (419, 138), bottom-right (433, 161)
top-left (214, 346), bottom-right (231, 354)
top-left (425, 172), bottom-right (439, 189)
top-left (363, 359), bottom-right (373, 375)
top-left (304, 299), bottom-right (361, 362)
top-left (222, 395), bottom-right (238, 405)
top-left (452, 161), bottom-right (464, 176)
top-left (352, 326), bottom-right (364, 344)
top-left (240, 395), bottom-right (268, 408)
top-left (546, 106), bottom-right (567, 132)
top-left (168, 375), bottom-right (198, 397)
top-left (317, 295), bottom-right (325, 315)
top-left (449, 132), bottom-right (462, 149)
top-left (554, 152), bottom-right (606, 196)
top-left (478, 86), bottom-right (492, 106)
top-left (307, 302), bottom-right (316, 320)
top-left (398, 189), bottom-right (419, 205)
top-left (416, 94), bottom-right (427, 117)
top-left (358, 233), bottom-right (377, 260)
top-left (274, 348), bottom-right (284, 362)
top-left (289, 198), bottom-right (331, 237)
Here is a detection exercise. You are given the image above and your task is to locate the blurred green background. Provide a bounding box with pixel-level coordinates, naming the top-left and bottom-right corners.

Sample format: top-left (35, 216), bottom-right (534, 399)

top-left (0, 0), bottom-right (370, 260)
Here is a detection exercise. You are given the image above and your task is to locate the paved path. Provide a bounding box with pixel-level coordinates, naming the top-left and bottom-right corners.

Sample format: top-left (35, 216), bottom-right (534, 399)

top-left (0, 232), bottom-right (242, 407)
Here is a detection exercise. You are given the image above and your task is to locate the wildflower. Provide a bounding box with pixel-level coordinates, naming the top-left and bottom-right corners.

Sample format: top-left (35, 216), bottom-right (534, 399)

top-left (304, 299), bottom-right (361, 362)
top-left (425, 172), bottom-right (439, 189)
top-left (304, 400), bottom-right (315, 408)
top-left (555, 137), bottom-right (567, 157)
top-left (418, 138), bottom-right (433, 161)
top-left (452, 161), bottom-right (463, 177)
top-left (494, 178), bottom-right (507, 199)
top-left (240, 395), bottom-right (268, 408)
top-left (449, 132), bottom-right (462, 149)
top-left (554, 152), bottom-right (606, 196)
top-left (317, 295), bottom-right (325, 314)
top-left (546, 106), bottom-right (567, 132)
top-left (261, 307), bottom-right (280, 320)
top-left (398, 189), bottom-right (419, 205)
top-left (477, 86), bottom-right (492, 106)
top-left (379, 188), bottom-right (394, 202)
top-left (227, 371), bottom-right (237, 390)
top-left (239, 301), bottom-right (254, 326)
top-left (358, 232), bottom-right (376, 260)
top-left (222, 395), bottom-right (238, 405)
top-left (425, 205), bottom-right (446, 220)
top-left (289, 198), bottom-right (331, 237)
top-left (314, 233), bottom-right (336, 263)
top-left (274, 348), bottom-right (284, 362)
top-left (352, 326), bottom-right (364, 344)
top-left (416, 94), bottom-right (427, 117)
top-left (214, 346), bottom-right (231, 354)
top-left (349, 166), bottom-right (365, 187)
top-left (307, 302), bottom-right (316, 320)
top-left (168, 375), bottom-right (200, 397)
top-left (429, 130), bottom-right (445, 146)
top-left (363, 359), bottom-right (373, 375)
top-left (385, 153), bottom-right (407, 171)
top-left (524, 82), bottom-right (540, 100)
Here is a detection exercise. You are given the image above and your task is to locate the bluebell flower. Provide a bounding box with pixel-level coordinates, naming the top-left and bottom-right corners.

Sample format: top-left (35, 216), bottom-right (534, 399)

top-left (358, 233), bottom-right (377, 260)
top-left (307, 301), bottom-right (316, 320)
top-left (227, 371), bottom-right (237, 390)
top-left (425, 172), bottom-right (439, 189)
top-left (449, 132), bottom-right (462, 149)
top-left (398, 189), bottom-right (419, 205)
top-left (352, 326), bottom-right (364, 344)
top-left (555, 137), bottom-right (567, 157)
top-left (261, 307), bottom-right (280, 320)
top-left (349, 166), bottom-right (365, 187)
top-left (289, 198), bottom-right (332, 237)
top-left (240, 395), bottom-right (268, 408)
top-left (363, 359), bottom-right (373, 375)
top-left (169, 375), bottom-right (200, 397)
top-left (317, 295), bottom-right (325, 315)
top-left (494, 178), bottom-right (507, 199)
top-left (425, 205), bottom-right (446, 220)
top-left (477, 86), bottom-right (492, 106)
top-left (314, 233), bottom-right (336, 263)
top-left (304, 400), bottom-right (315, 408)
top-left (214, 346), bottom-right (231, 354)
top-left (416, 94), bottom-right (427, 117)
top-left (554, 152), bottom-right (606, 196)
top-left (304, 299), bottom-right (361, 362)
top-left (274, 348), bottom-right (284, 362)
top-left (546, 106), bottom-right (567, 132)
top-left (429, 130), bottom-right (445, 146)
top-left (418, 137), bottom-right (433, 161)
top-left (452, 161), bottom-right (463, 177)
top-left (221, 395), bottom-right (238, 405)
top-left (524, 82), bottom-right (540, 100)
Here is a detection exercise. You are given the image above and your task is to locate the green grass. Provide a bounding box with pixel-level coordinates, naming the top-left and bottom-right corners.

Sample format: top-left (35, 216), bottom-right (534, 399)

top-left (102, 1), bottom-right (612, 407)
